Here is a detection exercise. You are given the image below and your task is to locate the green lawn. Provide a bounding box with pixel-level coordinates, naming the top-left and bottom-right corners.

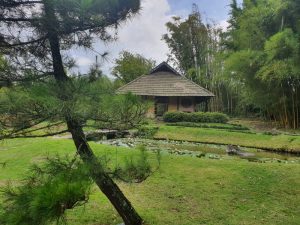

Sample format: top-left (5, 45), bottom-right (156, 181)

top-left (0, 138), bottom-right (300, 225)
top-left (154, 125), bottom-right (300, 153)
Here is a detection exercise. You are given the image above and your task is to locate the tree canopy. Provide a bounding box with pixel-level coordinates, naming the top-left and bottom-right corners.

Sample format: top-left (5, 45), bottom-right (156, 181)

top-left (223, 0), bottom-right (300, 128)
top-left (163, 4), bottom-right (231, 113)
top-left (163, 1), bottom-right (300, 128)
top-left (112, 51), bottom-right (155, 84)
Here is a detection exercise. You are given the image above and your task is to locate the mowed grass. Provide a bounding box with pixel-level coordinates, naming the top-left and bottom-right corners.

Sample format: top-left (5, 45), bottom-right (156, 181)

top-left (154, 125), bottom-right (300, 153)
top-left (0, 138), bottom-right (300, 225)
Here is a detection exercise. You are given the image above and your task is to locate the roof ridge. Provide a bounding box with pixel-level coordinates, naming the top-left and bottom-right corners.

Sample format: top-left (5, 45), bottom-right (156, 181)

top-left (150, 61), bottom-right (181, 76)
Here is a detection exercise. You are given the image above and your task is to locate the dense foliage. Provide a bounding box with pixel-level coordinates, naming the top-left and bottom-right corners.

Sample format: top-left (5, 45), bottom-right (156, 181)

top-left (163, 4), bottom-right (238, 114)
top-left (223, 0), bottom-right (300, 128)
top-left (163, 1), bottom-right (300, 129)
top-left (0, 77), bottom-right (149, 139)
top-left (163, 112), bottom-right (229, 123)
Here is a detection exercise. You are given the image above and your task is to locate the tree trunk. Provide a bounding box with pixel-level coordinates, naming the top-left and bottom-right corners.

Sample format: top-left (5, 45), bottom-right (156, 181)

top-left (67, 120), bottom-right (143, 225)
top-left (296, 86), bottom-right (299, 128)
top-left (291, 89), bottom-right (296, 129)
top-left (230, 94), bottom-right (233, 115)
top-left (43, 1), bottom-right (143, 224)
top-left (226, 90), bottom-right (230, 114)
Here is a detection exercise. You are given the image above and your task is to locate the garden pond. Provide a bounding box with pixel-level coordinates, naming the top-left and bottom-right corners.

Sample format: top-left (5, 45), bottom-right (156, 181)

top-left (97, 138), bottom-right (300, 164)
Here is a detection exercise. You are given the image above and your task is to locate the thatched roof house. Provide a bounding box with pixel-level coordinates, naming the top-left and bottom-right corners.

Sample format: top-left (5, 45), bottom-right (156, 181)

top-left (117, 62), bottom-right (214, 117)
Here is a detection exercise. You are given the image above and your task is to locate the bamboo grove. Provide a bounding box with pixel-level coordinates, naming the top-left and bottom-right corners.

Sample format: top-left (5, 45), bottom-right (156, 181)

top-left (163, 0), bottom-right (300, 129)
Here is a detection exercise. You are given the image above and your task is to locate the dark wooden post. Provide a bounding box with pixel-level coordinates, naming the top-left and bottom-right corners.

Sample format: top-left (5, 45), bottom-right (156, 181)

top-left (205, 99), bottom-right (209, 112)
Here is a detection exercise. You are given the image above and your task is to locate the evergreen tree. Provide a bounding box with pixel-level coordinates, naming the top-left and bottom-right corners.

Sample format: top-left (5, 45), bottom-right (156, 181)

top-left (0, 1), bottom-right (144, 224)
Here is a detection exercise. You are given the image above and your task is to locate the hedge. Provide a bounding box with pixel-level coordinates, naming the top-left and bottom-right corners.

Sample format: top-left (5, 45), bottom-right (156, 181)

top-left (163, 112), bottom-right (229, 123)
top-left (165, 122), bottom-right (249, 131)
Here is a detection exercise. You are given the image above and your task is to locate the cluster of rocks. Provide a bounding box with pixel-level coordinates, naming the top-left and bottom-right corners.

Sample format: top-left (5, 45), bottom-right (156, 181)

top-left (86, 130), bottom-right (131, 142)
top-left (100, 139), bottom-right (134, 148)
top-left (226, 144), bottom-right (255, 157)
top-left (168, 149), bottom-right (204, 158)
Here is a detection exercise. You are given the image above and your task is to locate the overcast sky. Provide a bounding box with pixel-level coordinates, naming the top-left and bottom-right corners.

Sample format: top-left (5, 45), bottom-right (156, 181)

top-left (70, 0), bottom-right (243, 77)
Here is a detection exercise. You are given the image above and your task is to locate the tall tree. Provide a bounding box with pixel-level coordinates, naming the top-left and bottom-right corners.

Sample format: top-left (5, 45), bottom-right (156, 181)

top-left (224, 0), bottom-right (300, 128)
top-left (163, 6), bottom-right (209, 80)
top-left (112, 51), bottom-right (155, 84)
top-left (0, 1), bottom-right (143, 224)
top-left (163, 4), bottom-right (237, 113)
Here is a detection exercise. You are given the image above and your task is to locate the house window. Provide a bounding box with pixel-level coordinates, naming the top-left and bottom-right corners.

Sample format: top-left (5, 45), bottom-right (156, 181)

top-left (181, 98), bottom-right (193, 108)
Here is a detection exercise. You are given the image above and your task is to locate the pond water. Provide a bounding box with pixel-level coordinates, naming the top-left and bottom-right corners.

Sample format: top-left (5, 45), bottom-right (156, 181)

top-left (97, 138), bottom-right (300, 164)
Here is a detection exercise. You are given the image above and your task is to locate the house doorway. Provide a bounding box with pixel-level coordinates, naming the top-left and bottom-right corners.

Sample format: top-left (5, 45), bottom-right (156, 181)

top-left (155, 97), bottom-right (168, 116)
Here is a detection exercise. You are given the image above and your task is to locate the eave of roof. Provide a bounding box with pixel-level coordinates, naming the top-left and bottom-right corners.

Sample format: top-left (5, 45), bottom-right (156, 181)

top-left (116, 61), bottom-right (214, 97)
top-left (116, 71), bottom-right (215, 97)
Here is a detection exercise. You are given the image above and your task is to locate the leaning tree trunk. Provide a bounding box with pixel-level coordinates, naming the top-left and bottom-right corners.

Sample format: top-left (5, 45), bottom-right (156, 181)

top-left (43, 1), bottom-right (143, 224)
top-left (67, 119), bottom-right (143, 225)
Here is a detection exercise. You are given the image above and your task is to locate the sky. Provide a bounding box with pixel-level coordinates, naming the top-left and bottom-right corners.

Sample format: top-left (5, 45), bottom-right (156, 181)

top-left (70, 0), bottom-right (243, 77)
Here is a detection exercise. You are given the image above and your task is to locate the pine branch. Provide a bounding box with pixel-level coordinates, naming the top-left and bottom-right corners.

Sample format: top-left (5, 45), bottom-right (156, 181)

top-left (0, 72), bottom-right (53, 82)
top-left (0, 1), bottom-right (42, 7)
top-left (0, 17), bottom-right (39, 22)
top-left (12, 121), bottom-right (65, 136)
top-left (0, 36), bottom-right (47, 47)
top-left (9, 129), bottom-right (69, 139)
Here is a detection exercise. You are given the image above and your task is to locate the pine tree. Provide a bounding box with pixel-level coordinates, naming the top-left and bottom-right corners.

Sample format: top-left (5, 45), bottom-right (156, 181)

top-left (0, 1), bottom-right (143, 224)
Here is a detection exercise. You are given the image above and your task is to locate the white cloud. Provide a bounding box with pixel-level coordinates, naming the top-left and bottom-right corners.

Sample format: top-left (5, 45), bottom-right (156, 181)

top-left (70, 0), bottom-right (231, 77)
top-left (218, 20), bottom-right (229, 32)
top-left (76, 57), bottom-right (93, 67)
top-left (71, 0), bottom-right (172, 77)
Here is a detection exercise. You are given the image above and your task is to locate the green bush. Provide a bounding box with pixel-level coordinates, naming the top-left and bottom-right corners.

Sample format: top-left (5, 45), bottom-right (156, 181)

top-left (137, 126), bottom-right (159, 138)
top-left (113, 145), bottom-right (162, 183)
top-left (0, 156), bottom-right (92, 225)
top-left (166, 122), bottom-right (249, 131)
top-left (163, 112), bottom-right (229, 123)
top-left (116, 145), bottom-right (151, 183)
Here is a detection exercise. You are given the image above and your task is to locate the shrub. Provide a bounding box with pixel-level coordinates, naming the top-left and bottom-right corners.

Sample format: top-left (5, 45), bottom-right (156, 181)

top-left (163, 112), bottom-right (185, 123)
top-left (137, 125), bottom-right (159, 138)
top-left (163, 112), bottom-right (229, 123)
top-left (113, 145), bottom-right (155, 183)
top-left (166, 122), bottom-right (249, 130)
top-left (0, 156), bottom-right (92, 225)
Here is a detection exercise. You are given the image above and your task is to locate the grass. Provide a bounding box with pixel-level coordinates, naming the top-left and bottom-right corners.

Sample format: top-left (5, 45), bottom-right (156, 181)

top-left (154, 125), bottom-right (300, 153)
top-left (0, 138), bottom-right (300, 225)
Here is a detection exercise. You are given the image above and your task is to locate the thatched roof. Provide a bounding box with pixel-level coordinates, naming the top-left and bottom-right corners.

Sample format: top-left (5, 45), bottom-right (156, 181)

top-left (116, 62), bottom-right (214, 97)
